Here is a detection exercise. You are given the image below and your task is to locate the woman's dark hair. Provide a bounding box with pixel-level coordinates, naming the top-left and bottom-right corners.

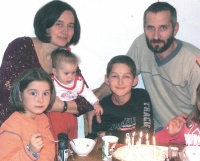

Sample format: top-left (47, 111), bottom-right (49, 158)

top-left (34, 0), bottom-right (80, 46)
top-left (10, 68), bottom-right (56, 113)
top-left (143, 2), bottom-right (177, 28)
top-left (106, 55), bottom-right (136, 76)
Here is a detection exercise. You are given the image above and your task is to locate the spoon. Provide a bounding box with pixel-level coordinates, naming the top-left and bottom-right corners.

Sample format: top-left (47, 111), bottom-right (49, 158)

top-left (69, 149), bottom-right (74, 161)
top-left (68, 137), bottom-right (76, 146)
top-left (42, 136), bottom-right (60, 143)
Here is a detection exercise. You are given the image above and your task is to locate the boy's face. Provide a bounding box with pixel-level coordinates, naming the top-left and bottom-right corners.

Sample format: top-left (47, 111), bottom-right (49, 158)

top-left (52, 61), bottom-right (77, 85)
top-left (105, 63), bottom-right (138, 97)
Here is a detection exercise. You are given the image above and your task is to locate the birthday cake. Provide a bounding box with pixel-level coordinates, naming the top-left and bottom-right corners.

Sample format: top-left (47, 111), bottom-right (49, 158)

top-left (112, 145), bottom-right (166, 161)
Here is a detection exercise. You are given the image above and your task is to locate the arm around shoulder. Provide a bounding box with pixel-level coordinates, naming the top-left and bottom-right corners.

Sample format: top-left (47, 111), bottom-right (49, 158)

top-left (93, 82), bottom-right (111, 100)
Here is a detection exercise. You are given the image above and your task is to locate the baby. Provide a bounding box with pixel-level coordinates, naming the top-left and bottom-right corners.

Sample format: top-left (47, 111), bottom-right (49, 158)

top-left (51, 48), bottom-right (103, 116)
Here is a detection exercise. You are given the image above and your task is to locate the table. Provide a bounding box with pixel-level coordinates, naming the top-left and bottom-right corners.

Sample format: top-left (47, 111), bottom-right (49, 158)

top-left (68, 142), bottom-right (185, 161)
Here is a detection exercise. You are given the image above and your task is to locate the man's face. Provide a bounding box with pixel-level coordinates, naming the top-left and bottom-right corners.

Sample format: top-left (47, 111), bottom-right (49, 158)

top-left (144, 11), bottom-right (177, 53)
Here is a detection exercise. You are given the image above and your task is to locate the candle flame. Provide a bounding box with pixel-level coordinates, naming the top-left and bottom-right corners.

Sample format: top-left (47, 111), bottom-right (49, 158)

top-left (140, 131), bottom-right (142, 138)
top-left (153, 136), bottom-right (156, 145)
top-left (146, 133), bottom-right (148, 140)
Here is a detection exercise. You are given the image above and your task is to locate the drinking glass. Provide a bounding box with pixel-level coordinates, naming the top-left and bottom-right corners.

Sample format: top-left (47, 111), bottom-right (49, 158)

top-left (168, 146), bottom-right (181, 161)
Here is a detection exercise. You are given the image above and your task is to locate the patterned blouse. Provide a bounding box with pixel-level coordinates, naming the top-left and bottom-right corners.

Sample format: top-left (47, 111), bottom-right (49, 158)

top-left (0, 37), bottom-right (93, 125)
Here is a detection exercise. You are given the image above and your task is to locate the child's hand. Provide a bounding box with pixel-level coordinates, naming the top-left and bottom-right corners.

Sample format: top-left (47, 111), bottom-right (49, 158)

top-left (167, 114), bottom-right (187, 136)
top-left (29, 133), bottom-right (44, 154)
top-left (93, 102), bottom-right (103, 116)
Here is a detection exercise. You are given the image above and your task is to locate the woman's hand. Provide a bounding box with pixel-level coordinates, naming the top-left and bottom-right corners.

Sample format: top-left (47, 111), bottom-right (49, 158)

top-left (167, 114), bottom-right (187, 136)
top-left (50, 96), bottom-right (78, 114)
top-left (29, 133), bottom-right (43, 153)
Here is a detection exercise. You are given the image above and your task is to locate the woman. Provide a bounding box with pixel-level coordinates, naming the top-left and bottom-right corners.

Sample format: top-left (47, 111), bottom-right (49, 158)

top-left (0, 0), bottom-right (93, 140)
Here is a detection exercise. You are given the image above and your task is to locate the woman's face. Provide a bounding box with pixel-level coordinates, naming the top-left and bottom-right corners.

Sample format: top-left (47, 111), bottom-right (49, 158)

top-left (47, 10), bottom-right (75, 47)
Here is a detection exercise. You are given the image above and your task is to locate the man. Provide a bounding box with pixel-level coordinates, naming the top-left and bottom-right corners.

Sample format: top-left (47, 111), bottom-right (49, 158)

top-left (94, 2), bottom-right (200, 132)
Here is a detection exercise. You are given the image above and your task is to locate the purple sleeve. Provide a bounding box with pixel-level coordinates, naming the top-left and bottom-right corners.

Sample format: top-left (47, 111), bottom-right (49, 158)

top-left (0, 37), bottom-right (41, 125)
top-left (75, 67), bottom-right (94, 116)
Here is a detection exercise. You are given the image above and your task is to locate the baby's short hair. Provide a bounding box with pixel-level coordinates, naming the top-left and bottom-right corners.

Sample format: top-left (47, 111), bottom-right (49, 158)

top-left (51, 48), bottom-right (80, 69)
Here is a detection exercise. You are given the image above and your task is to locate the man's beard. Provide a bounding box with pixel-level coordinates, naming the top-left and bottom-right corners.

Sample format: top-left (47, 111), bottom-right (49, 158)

top-left (146, 33), bottom-right (175, 53)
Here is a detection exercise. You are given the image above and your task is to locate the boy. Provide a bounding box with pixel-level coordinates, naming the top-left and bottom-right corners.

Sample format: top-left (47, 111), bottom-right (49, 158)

top-left (86, 55), bottom-right (154, 143)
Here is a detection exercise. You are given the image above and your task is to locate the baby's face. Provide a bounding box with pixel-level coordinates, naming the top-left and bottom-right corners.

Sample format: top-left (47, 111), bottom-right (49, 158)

top-left (54, 62), bottom-right (77, 85)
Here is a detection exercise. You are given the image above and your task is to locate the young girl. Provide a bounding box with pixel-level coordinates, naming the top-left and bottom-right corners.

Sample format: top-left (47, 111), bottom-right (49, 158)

top-left (86, 55), bottom-right (154, 144)
top-left (0, 68), bottom-right (56, 160)
top-left (155, 83), bottom-right (200, 145)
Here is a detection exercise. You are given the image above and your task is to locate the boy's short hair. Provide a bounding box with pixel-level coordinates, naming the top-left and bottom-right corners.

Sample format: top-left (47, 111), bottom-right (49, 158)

top-left (51, 48), bottom-right (80, 69)
top-left (34, 0), bottom-right (80, 46)
top-left (106, 55), bottom-right (136, 76)
top-left (10, 68), bottom-right (56, 113)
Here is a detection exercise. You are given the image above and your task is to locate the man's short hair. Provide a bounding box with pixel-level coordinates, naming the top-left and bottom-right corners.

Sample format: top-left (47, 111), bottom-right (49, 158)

top-left (143, 2), bottom-right (177, 28)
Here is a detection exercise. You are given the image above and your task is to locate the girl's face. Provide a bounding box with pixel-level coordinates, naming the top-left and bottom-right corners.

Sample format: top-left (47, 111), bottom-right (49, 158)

top-left (47, 10), bottom-right (75, 47)
top-left (105, 63), bottom-right (138, 97)
top-left (52, 61), bottom-right (77, 85)
top-left (20, 81), bottom-right (51, 119)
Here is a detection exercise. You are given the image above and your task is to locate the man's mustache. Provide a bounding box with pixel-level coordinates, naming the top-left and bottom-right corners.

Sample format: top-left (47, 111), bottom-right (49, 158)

top-left (150, 39), bottom-right (165, 43)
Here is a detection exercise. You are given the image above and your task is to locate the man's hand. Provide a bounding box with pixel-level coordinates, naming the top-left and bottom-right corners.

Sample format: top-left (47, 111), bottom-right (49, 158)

top-left (93, 83), bottom-right (111, 100)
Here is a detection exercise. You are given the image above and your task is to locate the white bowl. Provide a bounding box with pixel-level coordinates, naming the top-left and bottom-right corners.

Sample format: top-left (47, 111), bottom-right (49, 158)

top-left (70, 138), bottom-right (96, 156)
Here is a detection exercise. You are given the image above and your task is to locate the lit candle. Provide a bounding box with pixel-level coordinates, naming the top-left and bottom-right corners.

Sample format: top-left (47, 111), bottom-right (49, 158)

top-left (153, 136), bottom-right (156, 160)
top-left (136, 141), bottom-right (138, 147)
top-left (140, 131), bottom-right (143, 138)
top-left (146, 133), bottom-right (149, 141)
top-left (136, 141), bottom-right (140, 161)
top-left (126, 133), bottom-right (131, 160)
top-left (146, 133), bottom-right (149, 144)
top-left (139, 131), bottom-right (142, 145)
top-left (146, 140), bottom-right (149, 146)
top-left (132, 132), bottom-right (135, 147)
top-left (146, 133), bottom-right (149, 160)
top-left (126, 133), bottom-right (130, 147)
top-left (146, 140), bottom-right (149, 161)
